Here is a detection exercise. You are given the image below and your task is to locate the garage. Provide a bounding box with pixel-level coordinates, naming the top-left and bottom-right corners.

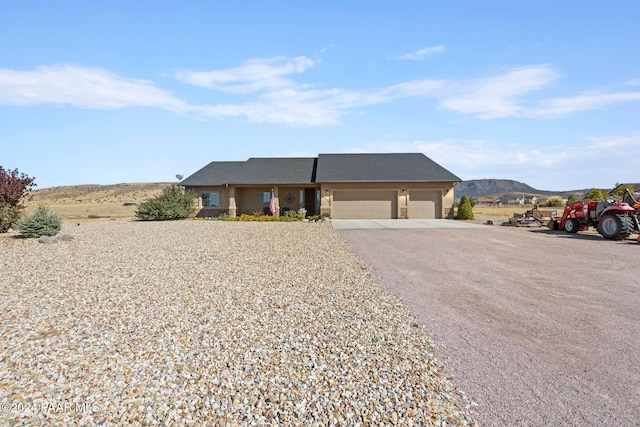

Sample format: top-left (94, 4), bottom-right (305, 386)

top-left (332, 191), bottom-right (397, 219)
top-left (408, 191), bottom-right (439, 219)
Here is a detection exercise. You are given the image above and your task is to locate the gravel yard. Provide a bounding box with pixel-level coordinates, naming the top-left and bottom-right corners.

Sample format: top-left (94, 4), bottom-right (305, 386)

top-left (0, 221), bottom-right (476, 426)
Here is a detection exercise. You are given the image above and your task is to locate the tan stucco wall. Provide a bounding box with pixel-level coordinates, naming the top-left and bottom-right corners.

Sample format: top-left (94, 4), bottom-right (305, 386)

top-left (186, 186), bottom-right (230, 217)
top-left (190, 186), bottom-right (230, 208)
top-left (235, 186), bottom-right (275, 216)
top-left (442, 187), bottom-right (455, 219)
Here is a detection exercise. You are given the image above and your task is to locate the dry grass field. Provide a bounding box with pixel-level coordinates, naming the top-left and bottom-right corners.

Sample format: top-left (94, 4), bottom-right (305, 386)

top-left (471, 205), bottom-right (555, 223)
top-left (24, 182), bottom-right (172, 221)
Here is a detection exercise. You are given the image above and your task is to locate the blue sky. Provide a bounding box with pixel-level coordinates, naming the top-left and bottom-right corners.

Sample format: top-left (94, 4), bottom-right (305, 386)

top-left (1, 1), bottom-right (639, 191)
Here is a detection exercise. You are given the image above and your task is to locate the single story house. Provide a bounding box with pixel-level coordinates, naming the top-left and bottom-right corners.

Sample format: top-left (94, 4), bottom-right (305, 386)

top-left (180, 153), bottom-right (461, 219)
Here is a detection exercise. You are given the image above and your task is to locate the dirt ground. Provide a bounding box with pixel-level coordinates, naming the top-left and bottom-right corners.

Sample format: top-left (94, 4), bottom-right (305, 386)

top-left (338, 225), bottom-right (640, 426)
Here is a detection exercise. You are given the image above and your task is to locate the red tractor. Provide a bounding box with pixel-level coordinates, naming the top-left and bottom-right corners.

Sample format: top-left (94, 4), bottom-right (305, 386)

top-left (549, 188), bottom-right (640, 241)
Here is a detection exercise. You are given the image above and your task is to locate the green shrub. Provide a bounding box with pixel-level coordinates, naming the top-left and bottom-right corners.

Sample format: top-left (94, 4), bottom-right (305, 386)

top-left (0, 204), bottom-right (21, 233)
top-left (455, 194), bottom-right (475, 220)
top-left (216, 213), bottom-right (238, 221)
top-left (136, 185), bottom-right (196, 220)
top-left (16, 206), bottom-right (61, 237)
top-left (284, 210), bottom-right (300, 220)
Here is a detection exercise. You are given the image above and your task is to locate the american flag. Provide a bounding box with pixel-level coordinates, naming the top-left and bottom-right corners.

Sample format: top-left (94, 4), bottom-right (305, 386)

top-left (269, 192), bottom-right (276, 215)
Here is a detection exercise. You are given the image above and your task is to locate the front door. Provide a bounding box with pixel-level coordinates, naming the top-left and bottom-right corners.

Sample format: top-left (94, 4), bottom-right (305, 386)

top-left (304, 188), bottom-right (316, 215)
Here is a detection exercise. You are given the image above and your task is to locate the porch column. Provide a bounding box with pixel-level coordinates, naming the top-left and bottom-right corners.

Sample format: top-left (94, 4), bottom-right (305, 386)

top-left (272, 186), bottom-right (280, 216)
top-left (399, 188), bottom-right (408, 219)
top-left (320, 185), bottom-right (331, 217)
top-left (228, 186), bottom-right (237, 217)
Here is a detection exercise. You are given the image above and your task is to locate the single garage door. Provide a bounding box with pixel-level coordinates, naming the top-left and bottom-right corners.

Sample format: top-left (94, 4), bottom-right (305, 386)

top-left (332, 191), bottom-right (397, 219)
top-left (408, 191), bottom-right (439, 219)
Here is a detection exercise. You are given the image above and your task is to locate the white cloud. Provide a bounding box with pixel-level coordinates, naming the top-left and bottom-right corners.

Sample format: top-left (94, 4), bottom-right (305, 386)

top-left (588, 131), bottom-right (640, 149)
top-left (195, 88), bottom-right (346, 126)
top-left (392, 45), bottom-right (446, 60)
top-left (436, 65), bottom-right (560, 119)
top-left (174, 56), bottom-right (317, 93)
top-left (2, 60), bottom-right (640, 127)
top-left (531, 91), bottom-right (640, 118)
top-left (0, 64), bottom-right (189, 112)
top-left (382, 79), bottom-right (446, 98)
top-left (193, 77), bottom-right (445, 126)
top-left (436, 67), bottom-right (640, 120)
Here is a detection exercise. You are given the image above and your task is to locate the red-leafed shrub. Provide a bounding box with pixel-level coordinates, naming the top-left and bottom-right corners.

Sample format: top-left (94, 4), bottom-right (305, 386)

top-left (0, 167), bottom-right (36, 232)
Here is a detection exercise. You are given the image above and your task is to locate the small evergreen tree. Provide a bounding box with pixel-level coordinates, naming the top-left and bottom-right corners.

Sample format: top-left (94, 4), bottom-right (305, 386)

top-left (16, 205), bottom-right (61, 237)
top-left (456, 194), bottom-right (475, 220)
top-left (136, 185), bottom-right (197, 220)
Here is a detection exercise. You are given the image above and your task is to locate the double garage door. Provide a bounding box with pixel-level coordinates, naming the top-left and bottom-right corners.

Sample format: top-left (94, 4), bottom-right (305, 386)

top-left (332, 190), bottom-right (440, 219)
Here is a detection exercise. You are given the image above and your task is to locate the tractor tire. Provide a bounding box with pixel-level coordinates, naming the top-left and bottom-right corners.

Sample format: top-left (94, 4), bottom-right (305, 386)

top-left (564, 218), bottom-right (580, 233)
top-left (597, 213), bottom-right (634, 240)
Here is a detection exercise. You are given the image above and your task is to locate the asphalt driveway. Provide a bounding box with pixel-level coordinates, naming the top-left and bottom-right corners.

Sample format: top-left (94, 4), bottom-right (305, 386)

top-left (338, 225), bottom-right (640, 426)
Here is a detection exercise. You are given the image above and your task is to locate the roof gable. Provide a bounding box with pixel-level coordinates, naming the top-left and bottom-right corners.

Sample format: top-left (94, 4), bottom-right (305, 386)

top-left (315, 153), bottom-right (460, 182)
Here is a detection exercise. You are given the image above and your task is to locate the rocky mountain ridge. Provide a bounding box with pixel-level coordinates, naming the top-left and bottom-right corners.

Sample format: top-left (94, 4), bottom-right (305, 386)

top-left (454, 179), bottom-right (588, 201)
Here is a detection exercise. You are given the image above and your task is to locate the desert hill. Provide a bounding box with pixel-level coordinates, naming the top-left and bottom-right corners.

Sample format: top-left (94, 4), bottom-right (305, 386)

top-left (30, 182), bottom-right (172, 203)
top-left (26, 182), bottom-right (172, 220)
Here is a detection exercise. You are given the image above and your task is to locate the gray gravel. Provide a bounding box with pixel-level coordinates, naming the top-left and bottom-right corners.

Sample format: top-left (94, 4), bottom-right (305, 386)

top-left (0, 220), bottom-right (477, 425)
top-left (338, 225), bottom-right (640, 427)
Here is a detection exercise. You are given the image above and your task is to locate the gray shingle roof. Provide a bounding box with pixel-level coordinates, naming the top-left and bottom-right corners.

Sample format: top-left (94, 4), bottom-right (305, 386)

top-left (315, 153), bottom-right (461, 182)
top-left (181, 158), bottom-right (317, 186)
top-left (179, 161), bottom-right (243, 186)
top-left (181, 153), bottom-right (460, 186)
top-left (229, 158), bottom-right (317, 184)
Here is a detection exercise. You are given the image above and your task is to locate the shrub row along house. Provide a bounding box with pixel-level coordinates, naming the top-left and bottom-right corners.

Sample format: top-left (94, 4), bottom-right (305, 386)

top-left (180, 153), bottom-right (460, 219)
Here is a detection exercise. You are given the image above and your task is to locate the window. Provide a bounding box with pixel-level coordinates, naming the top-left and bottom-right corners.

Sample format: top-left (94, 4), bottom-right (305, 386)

top-left (202, 192), bottom-right (219, 207)
top-left (257, 191), bottom-right (271, 203)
